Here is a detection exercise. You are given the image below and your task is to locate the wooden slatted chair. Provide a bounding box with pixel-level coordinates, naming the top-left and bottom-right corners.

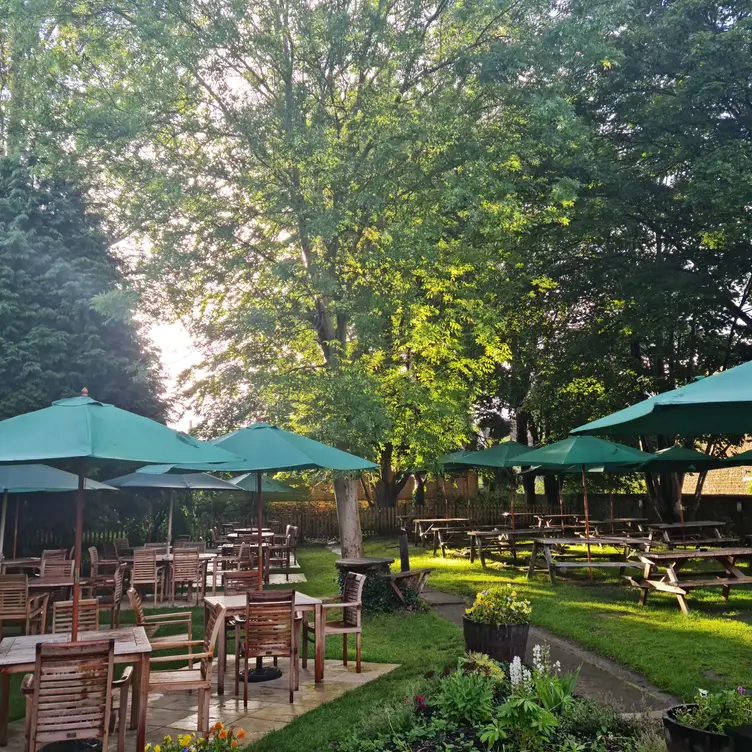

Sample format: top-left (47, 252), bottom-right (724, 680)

top-left (235, 590), bottom-right (298, 705)
top-left (267, 530), bottom-right (293, 582)
top-left (171, 549), bottom-right (202, 605)
top-left (127, 587), bottom-right (193, 648)
top-left (147, 602), bottom-right (226, 732)
top-left (52, 598), bottom-right (100, 633)
top-left (131, 548), bottom-right (164, 606)
top-left (113, 538), bottom-right (130, 558)
top-left (40, 558), bottom-right (75, 580)
top-left (98, 564), bottom-right (126, 628)
top-left (89, 546), bottom-right (116, 588)
top-left (21, 639), bottom-right (133, 752)
top-left (0, 575), bottom-right (47, 635)
top-left (303, 572), bottom-right (365, 675)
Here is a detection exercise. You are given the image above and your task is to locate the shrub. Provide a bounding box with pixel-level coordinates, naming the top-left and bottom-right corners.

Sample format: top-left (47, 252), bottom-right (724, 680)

top-left (433, 664), bottom-right (495, 726)
top-left (674, 687), bottom-right (752, 734)
top-left (465, 585), bottom-right (532, 625)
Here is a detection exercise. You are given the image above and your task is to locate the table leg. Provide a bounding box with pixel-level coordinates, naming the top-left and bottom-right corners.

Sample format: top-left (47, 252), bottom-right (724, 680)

top-left (527, 541), bottom-right (539, 579)
top-left (0, 672), bottom-right (10, 746)
top-left (479, 538), bottom-right (487, 569)
top-left (130, 661), bottom-right (140, 730)
top-left (544, 545), bottom-right (557, 585)
top-left (137, 654), bottom-right (149, 752)
top-left (314, 604), bottom-right (324, 683)
top-left (469, 537), bottom-right (476, 564)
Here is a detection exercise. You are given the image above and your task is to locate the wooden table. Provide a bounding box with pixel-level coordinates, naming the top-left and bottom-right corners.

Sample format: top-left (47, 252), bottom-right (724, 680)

top-left (0, 558), bottom-right (41, 575)
top-left (527, 536), bottom-right (647, 584)
top-left (534, 514), bottom-right (582, 528)
top-left (591, 518), bottom-right (648, 536)
top-left (0, 626), bottom-right (151, 750)
top-left (204, 591), bottom-right (324, 692)
top-left (627, 547), bottom-right (752, 613)
top-left (646, 520), bottom-right (739, 549)
top-left (413, 518), bottom-right (469, 546)
top-left (469, 528), bottom-right (552, 568)
top-left (226, 531), bottom-right (275, 541)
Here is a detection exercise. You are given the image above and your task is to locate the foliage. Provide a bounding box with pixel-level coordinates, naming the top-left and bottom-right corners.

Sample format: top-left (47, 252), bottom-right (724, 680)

top-left (459, 653), bottom-right (507, 687)
top-left (145, 724), bottom-right (246, 752)
top-left (673, 687), bottom-right (752, 734)
top-left (465, 586), bottom-right (532, 626)
top-left (0, 157), bottom-right (166, 422)
top-left (433, 663), bottom-right (496, 727)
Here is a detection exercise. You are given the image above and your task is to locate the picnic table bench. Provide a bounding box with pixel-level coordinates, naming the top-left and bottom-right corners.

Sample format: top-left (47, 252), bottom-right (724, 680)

top-left (591, 518), bottom-right (648, 536)
top-left (414, 517), bottom-right (469, 546)
top-left (469, 528), bottom-right (553, 567)
top-left (527, 536), bottom-right (648, 584)
top-left (626, 547), bottom-right (752, 613)
top-left (646, 520), bottom-right (739, 549)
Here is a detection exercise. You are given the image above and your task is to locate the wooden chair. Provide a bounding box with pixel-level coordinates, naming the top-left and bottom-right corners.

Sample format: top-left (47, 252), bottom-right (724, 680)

top-left (52, 598), bottom-right (100, 633)
top-left (131, 548), bottom-right (164, 606)
top-left (41, 548), bottom-right (68, 559)
top-left (89, 546), bottom-right (117, 587)
top-left (0, 575), bottom-right (47, 635)
top-left (127, 587), bottom-right (193, 648)
top-left (113, 538), bottom-right (130, 558)
top-left (147, 602), bottom-right (225, 732)
top-left (98, 564), bottom-right (126, 628)
top-left (171, 549), bottom-right (203, 605)
top-left (303, 572), bottom-right (365, 674)
top-left (235, 590), bottom-right (298, 704)
top-left (103, 541), bottom-right (119, 561)
top-left (222, 568), bottom-right (262, 596)
top-left (39, 558), bottom-right (75, 580)
top-left (267, 530), bottom-right (293, 582)
top-left (21, 639), bottom-right (132, 752)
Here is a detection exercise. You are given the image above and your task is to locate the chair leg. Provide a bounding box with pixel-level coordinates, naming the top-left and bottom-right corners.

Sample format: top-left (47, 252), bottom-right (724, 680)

top-left (118, 683), bottom-right (128, 752)
top-left (198, 689), bottom-right (208, 733)
top-left (343, 634), bottom-right (348, 666)
top-left (234, 629), bottom-right (240, 698)
top-left (356, 632), bottom-right (362, 674)
top-left (301, 622), bottom-right (309, 668)
top-left (289, 656), bottom-right (294, 704)
top-left (243, 643), bottom-right (249, 708)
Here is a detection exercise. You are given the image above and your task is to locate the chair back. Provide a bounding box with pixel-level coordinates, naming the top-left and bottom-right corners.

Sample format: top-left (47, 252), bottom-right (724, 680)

top-left (173, 549), bottom-right (200, 581)
top-left (132, 549), bottom-right (158, 584)
top-left (243, 590), bottom-right (295, 659)
top-left (27, 639), bottom-right (114, 752)
top-left (221, 523), bottom-right (235, 535)
top-left (175, 540), bottom-right (207, 553)
top-left (52, 599), bottom-right (99, 633)
top-left (113, 538), bottom-right (130, 556)
top-left (0, 574), bottom-right (28, 620)
top-left (202, 602), bottom-right (226, 674)
top-left (41, 549), bottom-right (68, 559)
top-left (126, 587), bottom-right (146, 626)
top-left (103, 541), bottom-right (118, 560)
top-left (342, 572), bottom-right (366, 627)
top-left (222, 569), bottom-right (261, 595)
top-left (112, 565), bottom-right (125, 606)
top-left (40, 558), bottom-right (74, 580)
top-left (88, 546), bottom-right (100, 577)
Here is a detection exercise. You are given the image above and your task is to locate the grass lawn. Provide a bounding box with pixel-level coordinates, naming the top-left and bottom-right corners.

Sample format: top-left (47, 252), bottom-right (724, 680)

top-left (359, 538), bottom-right (752, 701)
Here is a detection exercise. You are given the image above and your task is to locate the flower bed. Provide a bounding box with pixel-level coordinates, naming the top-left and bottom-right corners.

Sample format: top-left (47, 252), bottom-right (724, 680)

top-left (334, 645), bottom-right (664, 752)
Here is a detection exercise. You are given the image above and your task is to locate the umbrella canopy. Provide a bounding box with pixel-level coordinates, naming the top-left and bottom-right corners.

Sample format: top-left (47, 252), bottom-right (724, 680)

top-left (105, 472), bottom-right (240, 491)
top-left (230, 474), bottom-right (305, 498)
top-left (137, 422), bottom-right (378, 473)
top-left (450, 441), bottom-right (534, 469)
top-left (520, 436), bottom-right (655, 468)
top-left (0, 465), bottom-right (116, 560)
top-left (636, 445), bottom-right (726, 472)
top-left (725, 448), bottom-right (752, 466)
top-left (0, 394), bottom-right (241, 465)
top-left (571, 360), bottom-right (752, 437)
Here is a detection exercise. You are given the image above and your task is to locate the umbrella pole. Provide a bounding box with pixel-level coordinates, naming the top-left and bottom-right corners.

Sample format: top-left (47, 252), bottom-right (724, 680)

top-left (509, 473), bottom-right (515, 530)
top-left (72, 461), bottom-right (85, 641)
top-left (257, 472), bottom-right (264, 591)
top-left (167, 490), bottom-right (174, 556)
top-left (675, 474), bottom-right (686, 541)
top-left (581, 466), bottom-right (592, 581)
top-left (558, 476), bottom-right (564, 522)
top-left (13, 497), bottom-right (19, 558)
top-left (0, 489), bottom-right (7, 560)
top-left (610, 492), bottom-right (615, 535)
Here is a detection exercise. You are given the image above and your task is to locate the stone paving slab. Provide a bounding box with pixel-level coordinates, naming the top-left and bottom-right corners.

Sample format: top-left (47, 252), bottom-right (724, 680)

top-left (1, 657), bottom-right (398, 751)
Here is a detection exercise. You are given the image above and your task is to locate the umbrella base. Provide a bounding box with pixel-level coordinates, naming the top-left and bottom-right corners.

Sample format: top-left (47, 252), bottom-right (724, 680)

top-left (238, 666), bottom-right (283, 682)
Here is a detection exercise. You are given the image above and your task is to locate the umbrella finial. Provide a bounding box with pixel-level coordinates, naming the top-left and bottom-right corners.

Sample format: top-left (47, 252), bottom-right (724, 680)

top-left (81, 387), bottom-right (89, 397)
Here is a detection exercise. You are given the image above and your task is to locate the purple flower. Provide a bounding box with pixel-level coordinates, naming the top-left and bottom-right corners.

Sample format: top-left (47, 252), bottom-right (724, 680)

top-left (738, 686), bottom-right (746, 695)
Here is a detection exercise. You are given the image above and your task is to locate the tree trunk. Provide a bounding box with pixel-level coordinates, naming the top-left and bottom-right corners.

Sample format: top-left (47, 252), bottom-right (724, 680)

top-left (543, 475), bottom-right (559, 506)
top-left (333, 475), bottom-right (364, 558)
top-left (515, 411), bottom-right (537, 504)
top-left (373, 443), bottom-right (409, 507)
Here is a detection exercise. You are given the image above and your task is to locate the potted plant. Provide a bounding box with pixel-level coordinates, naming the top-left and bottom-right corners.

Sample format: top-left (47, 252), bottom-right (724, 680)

top-left (463, 585), bottom-right (531, 661)
top-left (664, 687), bottom-right (752, 752)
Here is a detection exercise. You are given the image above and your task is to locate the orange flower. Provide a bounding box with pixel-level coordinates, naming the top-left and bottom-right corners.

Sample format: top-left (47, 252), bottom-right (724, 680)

top-left (236, 730), bottom-right (246, 740)
top-left (219, 730), bottom-right (228, 740)
top-left (213, 723), bottom-right (223, 732)
top-left (231, 741), bottom-right (238, 748)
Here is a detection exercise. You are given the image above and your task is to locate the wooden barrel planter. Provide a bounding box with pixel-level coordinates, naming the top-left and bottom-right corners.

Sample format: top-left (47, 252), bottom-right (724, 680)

top-left (663, 705), bottom-right (733, 752)
top-left (462, 617), bottom-right (529, 662)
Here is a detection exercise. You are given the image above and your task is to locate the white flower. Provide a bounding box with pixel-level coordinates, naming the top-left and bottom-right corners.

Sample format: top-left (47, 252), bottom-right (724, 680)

top-left (510, 656), bottom-right (524, 689)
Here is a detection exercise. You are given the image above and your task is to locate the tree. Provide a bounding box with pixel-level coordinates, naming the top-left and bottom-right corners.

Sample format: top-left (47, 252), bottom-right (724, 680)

top-left (0, 156), bottom-right (166, 419)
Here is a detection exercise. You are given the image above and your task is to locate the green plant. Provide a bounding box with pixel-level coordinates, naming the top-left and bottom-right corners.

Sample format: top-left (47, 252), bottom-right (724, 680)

top-left (434, 664), bottom-right (495, 726)
top-left (494, 695), bottom-right (558, 751)
top-left (673, 687), bottom-right (752, 734)
top-left (465, 586), bottom-right (532, 625)
top-left (559, 697), bottom-right (641, 739)
top-left (460, 652), bottom-right (507, 685)
top-left (534, 668), bottom-right (580, 714)
top-left (146, 724), bottom-right (246, 752)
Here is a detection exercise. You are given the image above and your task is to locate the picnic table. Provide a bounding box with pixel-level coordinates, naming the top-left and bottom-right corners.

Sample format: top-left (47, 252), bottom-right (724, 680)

top-left (413, 518), bottom-right (469, 546)
top-left (0, 557), bottom-right (41, 575)
top-left (626, 547), bottom-right (752, 614)
top-left (527, 536), bottom-right (648, 584)
top-left (646, 520), bottom-right (739, 549)
top-left (534, 513), bottom-right (582, 527)
top-left (469, 528), bottom-right (550, 567)
top-left (0, 626), bottom-right (151, 750)
top-left (591, 518), bottom-right (648, 536)
top-left (204, 591), bottom-right (324, 690)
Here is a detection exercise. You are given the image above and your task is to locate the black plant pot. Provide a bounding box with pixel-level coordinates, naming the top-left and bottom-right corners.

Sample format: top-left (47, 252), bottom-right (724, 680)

top-left (663, 705), bottom-right (733, 752)
top-left (462, 617), bottom-right (529, 662)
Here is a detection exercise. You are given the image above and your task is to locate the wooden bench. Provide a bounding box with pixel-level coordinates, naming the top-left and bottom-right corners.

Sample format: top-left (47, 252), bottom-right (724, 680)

top-left (385, 569), bottom-right (433, 606)
top-left (666, 537), bottom-right (740, 548)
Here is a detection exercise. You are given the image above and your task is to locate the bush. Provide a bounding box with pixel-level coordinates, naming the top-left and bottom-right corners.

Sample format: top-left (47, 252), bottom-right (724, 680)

top-left (465, 585), bottom-right (532, 625)
top-left (433, 664), bottom-right (495, 727)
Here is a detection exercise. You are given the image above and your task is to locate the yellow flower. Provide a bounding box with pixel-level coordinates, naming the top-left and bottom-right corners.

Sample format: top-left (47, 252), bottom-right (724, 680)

top-left (145, 745), bottom-right (151, 751)
top-left (164, 737), bottom-right (172, 745)
top-left (155, 746), bottom-right (161, 752)
top-left (180, 735), bottom-right (191, 747)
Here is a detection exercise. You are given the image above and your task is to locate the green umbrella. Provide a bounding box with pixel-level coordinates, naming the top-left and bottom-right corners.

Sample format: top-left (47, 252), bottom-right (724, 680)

top-left (229, 474), bottom-right (305, 498)
top-left (138, 423), bottom-right (377, 589)
top-left (521, 437), bottom-right (655, 578)
top-left (725, 448), bottom-right (752, 466)
top-left (442, 442), bottom-right (534, 529)
top-left (0, 390), bottom-right (241, 639)
top-left (105, 472), bottom-right (242, 554)
top-left (571, 360), bottom-right (752, 437)
top-left (0, 465), bottom-right (116, 560)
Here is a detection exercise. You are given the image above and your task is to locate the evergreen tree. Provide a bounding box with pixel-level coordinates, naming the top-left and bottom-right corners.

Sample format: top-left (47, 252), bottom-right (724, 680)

top-left (0, 156), bottom-right (166, 419)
